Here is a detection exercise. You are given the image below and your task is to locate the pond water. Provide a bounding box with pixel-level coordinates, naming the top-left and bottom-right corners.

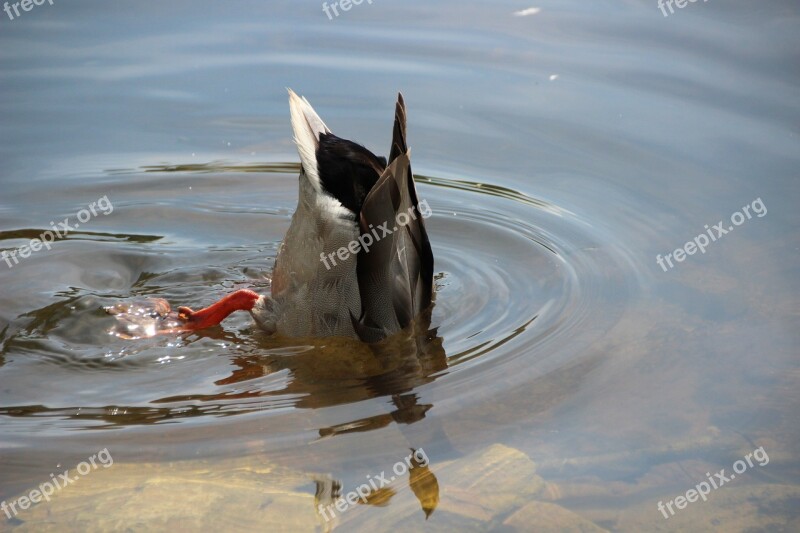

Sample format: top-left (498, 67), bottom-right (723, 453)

top-left (0, 0), bottom-right (798, 531)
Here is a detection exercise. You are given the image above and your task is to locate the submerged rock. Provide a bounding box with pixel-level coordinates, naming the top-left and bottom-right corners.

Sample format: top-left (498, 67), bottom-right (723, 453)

top-left (504, 501), bottom-right (608, 532)
top-left (4, 458), bottom-right (319, 532)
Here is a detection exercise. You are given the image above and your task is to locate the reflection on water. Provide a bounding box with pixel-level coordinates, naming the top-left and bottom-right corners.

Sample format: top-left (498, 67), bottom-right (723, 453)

top-left (154, 311), bottom-right (448, 438)
top-left (1, 0), bottom-right (798, 530)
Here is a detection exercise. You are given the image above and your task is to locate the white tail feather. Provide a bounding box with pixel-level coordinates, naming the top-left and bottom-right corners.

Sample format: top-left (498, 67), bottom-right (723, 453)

top-left (288, 89), bottom-right (330, 193)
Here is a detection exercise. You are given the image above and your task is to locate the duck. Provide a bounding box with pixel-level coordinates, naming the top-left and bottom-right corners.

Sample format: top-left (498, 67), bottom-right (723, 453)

top-left (172, 90), bottom-right (434, 342)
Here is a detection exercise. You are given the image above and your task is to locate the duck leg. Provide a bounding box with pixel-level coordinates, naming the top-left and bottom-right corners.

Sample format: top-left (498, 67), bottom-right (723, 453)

top-left (176, 289), bottom-right (261, 330)
top-left (105, 289), bottom-right (261, 338)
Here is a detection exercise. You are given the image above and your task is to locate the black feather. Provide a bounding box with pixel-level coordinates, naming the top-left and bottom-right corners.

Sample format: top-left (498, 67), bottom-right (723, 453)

top-left (316, 133), bottom-right (386, 216)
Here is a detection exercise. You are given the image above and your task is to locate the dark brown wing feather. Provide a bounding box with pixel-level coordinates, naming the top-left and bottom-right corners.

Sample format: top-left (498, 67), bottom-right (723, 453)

top-left (353, 94), bottom-right (434, 343)
top-left (389, 93), bottom-right (408, 164)
top-left (390, 93), bottom-right (433, 315)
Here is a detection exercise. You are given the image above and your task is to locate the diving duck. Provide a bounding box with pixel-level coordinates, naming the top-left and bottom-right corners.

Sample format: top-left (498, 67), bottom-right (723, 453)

top-left (167, 90), bottom-right (434, 342)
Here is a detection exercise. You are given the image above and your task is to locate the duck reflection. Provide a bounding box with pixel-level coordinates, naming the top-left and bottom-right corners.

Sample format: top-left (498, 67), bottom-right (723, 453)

top-left (153, 308), bottom-right (446, 436)
top-left (314, 447), bottom-right (440, 525)
top-left (154, 308), bottom-right (446, 519)
top-left (216, 311), bottom-right (444, 521)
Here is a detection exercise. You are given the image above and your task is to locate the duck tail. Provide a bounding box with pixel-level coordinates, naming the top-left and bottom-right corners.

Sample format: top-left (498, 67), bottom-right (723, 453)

top-left (354, 94), bottom-right (434, 342)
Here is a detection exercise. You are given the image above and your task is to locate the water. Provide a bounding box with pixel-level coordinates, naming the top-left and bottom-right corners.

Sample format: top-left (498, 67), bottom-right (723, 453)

top-left (1, 0), bottom-right (798, 531)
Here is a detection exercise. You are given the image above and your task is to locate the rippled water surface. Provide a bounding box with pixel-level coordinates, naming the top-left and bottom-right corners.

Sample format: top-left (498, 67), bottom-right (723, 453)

top-left (1, 1), bottom-right (798, 531)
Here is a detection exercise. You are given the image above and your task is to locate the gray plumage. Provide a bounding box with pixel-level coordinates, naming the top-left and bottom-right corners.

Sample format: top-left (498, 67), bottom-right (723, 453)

top-left (250, 90), bottom-right (433, 342)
